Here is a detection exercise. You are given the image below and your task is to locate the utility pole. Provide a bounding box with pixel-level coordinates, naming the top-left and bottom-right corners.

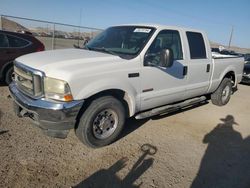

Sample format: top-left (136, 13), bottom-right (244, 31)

top-left (52, 23), bottom-right (55, 50)
top-left (228, 26), bottom-right (234, 49)
top-left (0, 15), bottom-right (2, 30)
top-left (78, 8), bottom-right (82, 47)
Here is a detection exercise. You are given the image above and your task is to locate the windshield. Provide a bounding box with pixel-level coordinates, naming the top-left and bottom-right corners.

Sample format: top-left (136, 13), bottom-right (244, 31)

top-left (86, 26), bottom-right (155, 59)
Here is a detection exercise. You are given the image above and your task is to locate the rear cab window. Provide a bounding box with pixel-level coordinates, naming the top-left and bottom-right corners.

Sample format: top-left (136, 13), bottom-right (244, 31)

top-left (186, 32), bottom-right (207, 59)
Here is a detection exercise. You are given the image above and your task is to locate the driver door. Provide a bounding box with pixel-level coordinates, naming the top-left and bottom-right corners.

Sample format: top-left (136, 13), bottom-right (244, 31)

top-left (140, 30), bottom-right (188, 111)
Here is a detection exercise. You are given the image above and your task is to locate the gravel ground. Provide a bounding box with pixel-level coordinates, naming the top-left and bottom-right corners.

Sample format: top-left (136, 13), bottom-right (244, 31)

top-left (0, 83), bottom-right (250, 188)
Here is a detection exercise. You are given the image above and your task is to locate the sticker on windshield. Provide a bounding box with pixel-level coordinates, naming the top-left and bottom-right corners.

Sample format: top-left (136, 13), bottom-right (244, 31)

top-left (134, 28), bottom-right (151, 33)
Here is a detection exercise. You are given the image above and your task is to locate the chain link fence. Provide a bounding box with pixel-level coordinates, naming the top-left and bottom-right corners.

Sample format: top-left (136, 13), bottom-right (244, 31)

top-left (0, 15), bottom-right (102, 50)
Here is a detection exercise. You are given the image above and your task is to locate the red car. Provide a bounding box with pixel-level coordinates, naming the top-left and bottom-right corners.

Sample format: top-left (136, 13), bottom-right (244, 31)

top-left (0, 30), bottom-right (45, 84)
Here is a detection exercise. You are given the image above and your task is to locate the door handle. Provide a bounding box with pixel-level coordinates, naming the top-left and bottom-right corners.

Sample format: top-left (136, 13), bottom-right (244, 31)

top-left (206, 64), bottom-right (210, 72)
top-left (183, 66), bottom-right (188, 76)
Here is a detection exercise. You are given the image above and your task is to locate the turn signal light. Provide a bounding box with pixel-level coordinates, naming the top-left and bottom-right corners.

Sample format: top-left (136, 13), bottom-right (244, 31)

top-left (64, 94), bottom-right (73, 102)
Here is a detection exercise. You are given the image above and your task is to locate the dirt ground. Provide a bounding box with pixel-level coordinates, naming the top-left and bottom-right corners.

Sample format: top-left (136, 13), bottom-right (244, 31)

top-left (0, 83), bottom-right (250, 188)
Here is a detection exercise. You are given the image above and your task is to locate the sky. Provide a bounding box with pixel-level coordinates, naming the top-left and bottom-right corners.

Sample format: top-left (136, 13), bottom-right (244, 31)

top-left (0, 0), bottom-right (250, 48)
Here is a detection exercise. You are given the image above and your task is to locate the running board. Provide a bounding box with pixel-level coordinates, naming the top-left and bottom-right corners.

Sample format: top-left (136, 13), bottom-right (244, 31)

top-left (135, 96), bottom-right (207, 120)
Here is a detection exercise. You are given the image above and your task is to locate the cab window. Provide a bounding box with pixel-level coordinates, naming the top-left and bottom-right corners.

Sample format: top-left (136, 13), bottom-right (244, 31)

top-left (145, 30), bottom-right (183, 66)
top-left (186, 32), bottom-right (207, 59)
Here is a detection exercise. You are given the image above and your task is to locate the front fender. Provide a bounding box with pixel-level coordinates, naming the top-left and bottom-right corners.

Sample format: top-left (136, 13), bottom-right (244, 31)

top-left (74, 78), bottom-right (139, 117)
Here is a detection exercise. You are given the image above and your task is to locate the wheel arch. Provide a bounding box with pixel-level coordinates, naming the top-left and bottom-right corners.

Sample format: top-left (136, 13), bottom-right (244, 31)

top-left (223, 71), bottom-right (236, 87)
top-left (88, 89), bottom-right (132, 117)
top-left (74, 78), bottom-right (140, 118)
top-left (76, 88), bottom-right (137, 123)
top-left (0, 61), bottom-right (13, 79)
top-left (219, 66), bottom-right (237, 87)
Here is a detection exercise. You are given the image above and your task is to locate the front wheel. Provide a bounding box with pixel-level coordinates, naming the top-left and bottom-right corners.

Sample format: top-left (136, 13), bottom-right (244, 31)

top-left (75, 96), bottom-right (125, 148)
top-left (211, 78), bottom-right (232, 106)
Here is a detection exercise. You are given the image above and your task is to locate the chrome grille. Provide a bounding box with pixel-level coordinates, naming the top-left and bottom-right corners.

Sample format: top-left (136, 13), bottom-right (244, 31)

top-left (14, 63), bottom-right (44, 98)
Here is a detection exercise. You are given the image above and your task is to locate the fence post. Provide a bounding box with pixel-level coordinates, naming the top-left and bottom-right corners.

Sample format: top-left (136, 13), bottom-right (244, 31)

top-left (0, 15), bottom-right (2, 30)
top-left (52, 23), bottom-right (55, 50)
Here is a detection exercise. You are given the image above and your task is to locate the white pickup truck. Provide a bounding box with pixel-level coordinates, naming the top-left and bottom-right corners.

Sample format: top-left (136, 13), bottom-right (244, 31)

top-left (9, 24), bottom-right (244, 148)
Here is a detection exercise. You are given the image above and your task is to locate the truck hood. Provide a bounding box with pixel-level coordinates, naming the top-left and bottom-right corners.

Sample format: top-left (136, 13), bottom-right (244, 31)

top-left (15, 48), bottom-right (123, 79)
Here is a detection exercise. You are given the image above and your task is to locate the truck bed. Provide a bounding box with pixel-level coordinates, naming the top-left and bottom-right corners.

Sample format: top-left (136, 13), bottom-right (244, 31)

top-left (208, 55), bottom-right (244, 93)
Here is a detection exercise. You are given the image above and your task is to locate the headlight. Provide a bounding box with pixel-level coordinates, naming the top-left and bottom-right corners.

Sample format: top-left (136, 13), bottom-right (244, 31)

top-left (44, 77), bottom-right (73, 102)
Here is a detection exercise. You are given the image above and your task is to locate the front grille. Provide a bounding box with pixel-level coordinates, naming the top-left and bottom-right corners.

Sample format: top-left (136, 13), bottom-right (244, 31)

top-left (14, 63), bottom-right (44, 98)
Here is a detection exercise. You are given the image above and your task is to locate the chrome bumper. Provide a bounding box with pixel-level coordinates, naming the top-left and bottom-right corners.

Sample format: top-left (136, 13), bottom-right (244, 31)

top-left (9, 82), bottom-right (84, 138)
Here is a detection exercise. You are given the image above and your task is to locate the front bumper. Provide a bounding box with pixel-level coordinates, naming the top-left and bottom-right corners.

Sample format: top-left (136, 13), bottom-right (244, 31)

top-left (9, 82), bottom-right (84, 138)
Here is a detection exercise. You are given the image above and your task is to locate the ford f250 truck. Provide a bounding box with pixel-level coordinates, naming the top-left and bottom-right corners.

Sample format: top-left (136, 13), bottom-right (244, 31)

top-left (9, 24), bottom-right (244, 148)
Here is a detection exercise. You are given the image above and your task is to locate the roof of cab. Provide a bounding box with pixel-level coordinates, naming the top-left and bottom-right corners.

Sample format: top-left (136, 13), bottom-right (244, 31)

top-left (112, 23), bottom-right (205, 34)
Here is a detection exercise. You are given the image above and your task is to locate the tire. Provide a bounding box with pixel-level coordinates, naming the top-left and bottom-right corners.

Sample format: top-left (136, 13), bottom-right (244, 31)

top-left (75, 96), bottom-right (125, 148)
top-left (211, 78), bottom-right (232, 106)
top-left (5, 66), bottom-right (14, 85)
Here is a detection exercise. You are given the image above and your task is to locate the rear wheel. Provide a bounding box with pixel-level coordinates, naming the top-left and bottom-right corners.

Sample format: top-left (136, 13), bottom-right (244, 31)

top-left (211, 78), bottom-right (232, 106)
top-left (75, 96), bottom-right (125, 148)
top-left (5, 66), bottom-right (14, 85)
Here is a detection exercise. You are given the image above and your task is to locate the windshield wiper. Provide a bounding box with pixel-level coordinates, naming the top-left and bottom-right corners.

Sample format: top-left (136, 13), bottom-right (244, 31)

top-left (88, 47), bottom-right (119, 56)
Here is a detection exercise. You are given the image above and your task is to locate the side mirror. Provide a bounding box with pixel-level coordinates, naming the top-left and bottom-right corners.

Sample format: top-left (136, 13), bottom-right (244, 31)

top-left (160, 48), bottom-right (174, 67)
